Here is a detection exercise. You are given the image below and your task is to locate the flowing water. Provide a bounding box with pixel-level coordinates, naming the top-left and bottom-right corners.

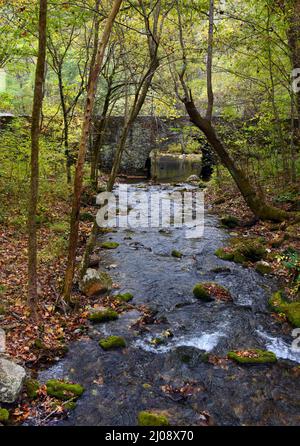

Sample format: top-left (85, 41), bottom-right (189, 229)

top-left (37, 184), bottom-right (300, 426)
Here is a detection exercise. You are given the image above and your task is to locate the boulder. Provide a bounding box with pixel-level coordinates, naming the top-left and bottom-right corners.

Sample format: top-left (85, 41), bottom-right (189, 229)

top-left (80, 269), bottom-right (112, 297)
top-left (0, 358), bottom-right (26, 403)
top-left (186, 175), bottom-right (200, 183)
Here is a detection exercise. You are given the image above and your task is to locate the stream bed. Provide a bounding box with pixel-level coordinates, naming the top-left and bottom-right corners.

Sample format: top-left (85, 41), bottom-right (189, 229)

top-left (38, 184), bottom-right (300, 426)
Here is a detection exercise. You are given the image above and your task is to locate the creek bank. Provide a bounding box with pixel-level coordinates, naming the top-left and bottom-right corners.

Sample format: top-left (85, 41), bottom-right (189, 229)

top-left (30, 183), bottom-right (300, 426)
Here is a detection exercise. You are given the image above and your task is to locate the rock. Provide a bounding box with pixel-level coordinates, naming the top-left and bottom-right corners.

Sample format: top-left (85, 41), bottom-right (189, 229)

top-left (215, 248), bottom-right (234, 261)
top-left (186, 175), bottom-right (200, 183)
top-left (24, 378), bottom-right (40, 399)
top-left (220, 215), bottom-right (239, 229)
top-left (193, 282), bottom-right (232, 303)
top-left (228, 349), bottom-right (277, 364)
top-left (88, 309), bottom-right (119, 323)
top-left (269, 291), bottom-right (300, 328)
top-left (171, 249), bottom-right (183, 259)
top-left (114, 293), bottom-right (134, 303)
top-left (80, 269), bottom-right (112, 297)
top-left (88, 254), bottom-right (99, 268)
top-left (193, 284), bottom-right (213, 302)
top-left (101, 241), bottom-right (119, 249)
top-left (230, 237), bottom-right (267, 262)
top-left (255, 261), bottom-right (272, 275)
top-left (99, 336), bottom-right (126, 350)
top-left (0, 408), bottom-right (9, 423)
top-left (0, 358), bottom-right (26, 403)
top-left (138, 411), bottom-right (169, 426)
top-left (46, 379), bottom-right (85, 401)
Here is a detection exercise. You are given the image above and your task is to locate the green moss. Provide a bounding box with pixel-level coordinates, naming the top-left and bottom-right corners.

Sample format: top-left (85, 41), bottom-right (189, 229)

top-left (0, 408), bottom-right (9, 423)
top-left (114, 293), bottom-right (134, 303)
top-left (284, 303), bottom-right (300, 328)
top-left (46, 379), bottom-right (85, 401)
top-left (171, 249), bottom-right (183, 258)
top-left (255, 261), bottom-right (272, 275)
top-left (269, 291), bottom-right (300, 328)
top-left (99, 335), bottom-right (126, 350)
top-left (215, 248), bottom-right (234, 261)
top-left (101, 241), bottom-right (119, 249)
top-left (228, 349), bottom-right (277, 364)
top-left (138, 411), bottom-right (169, 426)
top-left (49, 221), bottom-right (69, 234)
top-left (88, 309), bottom-right (119, 323)
top-left (231, 238), bottom-right (266, 262)
top-left (193, 283), bottom-right (213, 302)
top-left (221, 215), bottom-right (239, 228)
top-left (64, 401), bottom-right (77, 411)
top-left (25, 379), bottom-right (40, 399)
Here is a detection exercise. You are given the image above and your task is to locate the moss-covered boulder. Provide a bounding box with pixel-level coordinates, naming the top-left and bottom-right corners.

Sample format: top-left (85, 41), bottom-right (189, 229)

top-left (46, 379), bottom-right (85, 401)
top-left (25, 378), bottom-right (40, 399)
top-left (80, 269), bottom-right (112, 297)
top-left (255, 261), bottom-right (272, 275)
top-left (193, 284), bottom-right (213, 302)
top-left (88, 309), bottom-right (119, 323)
top-left (221, 215), bottom-right (239, 229)
top-left (228, 349), bottom-right (277, 364)
top-left (230, 238), bottom-right (267, 262)
top-left (138, 411), bottom-right (169, 426)
top-left (99, 336), bottom-right (126, 350)
top-left (193, 282), bottom-right (232, 303)
top-left (269, 291), bottom-right (300, 328)
top-left (0, 408), bottom-right (9, 423)
top-left (215, 248), bottom-right (234, 261)
top-left (114, 293), bottom-right (134, 303)
top-left (171, 249), bottom-right (183, 259)
top-left (101, 241), bottom-right (119, 249)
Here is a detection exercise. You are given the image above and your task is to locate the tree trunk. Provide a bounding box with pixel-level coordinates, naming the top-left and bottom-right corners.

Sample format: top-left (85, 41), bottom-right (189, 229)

top-left (184, 98), bottom-right (289, 221)
top-left (288, 0), bottom-right (300, 182)
top-left (90, 87), bottom-right (112, 187)
top-left (206, 0), bottom-right (214, 122)
top-left (63, 0), bottom-right (123, 302)
top-left (27, 0), bottom-right (47, 316)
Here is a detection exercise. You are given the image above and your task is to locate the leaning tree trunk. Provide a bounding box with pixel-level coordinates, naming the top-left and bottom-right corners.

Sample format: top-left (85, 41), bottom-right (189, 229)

top-left (184, 98), bottom-right (289, 221)
top-left (63, 0), bottom-right (123, 302)
top-left (27, 0), bottom-right (48, 317)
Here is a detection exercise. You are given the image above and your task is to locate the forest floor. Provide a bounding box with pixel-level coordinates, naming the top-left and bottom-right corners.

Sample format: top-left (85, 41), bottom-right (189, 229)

top-left (0, 176), bottom-right (299, 424)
